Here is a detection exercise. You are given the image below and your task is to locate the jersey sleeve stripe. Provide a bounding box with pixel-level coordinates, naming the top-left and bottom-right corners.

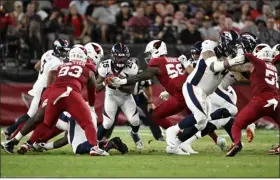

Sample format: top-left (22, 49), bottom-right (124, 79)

top-left (214, 87), bottom-right (234, 105)
top-left (190, 60), bottom-right (207, 86)
top-left (186, 83), bottom-right (206, 115)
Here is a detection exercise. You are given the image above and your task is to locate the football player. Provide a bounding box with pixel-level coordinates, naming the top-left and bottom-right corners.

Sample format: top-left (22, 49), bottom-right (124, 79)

top-left (226, 44), bottom-right (280, 156)
top-left (37, 111), bottom-right (128, 155)
top-left (1, 39), bottom-right (69, 141)
top-left (164, 31), bottom-right (245, 154)
top-left (96, 43), bottom-right (144, 151)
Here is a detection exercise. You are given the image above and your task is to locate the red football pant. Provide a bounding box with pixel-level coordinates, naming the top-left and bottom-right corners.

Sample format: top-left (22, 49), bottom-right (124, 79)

top-left (31, 89), bottom-right (97, 146)
top-left (232, 96), bottom-right (280, 145)
top-left (29, 125), bottom-right (63, 143)
top-left (151, 96), bottom-right (191, 129)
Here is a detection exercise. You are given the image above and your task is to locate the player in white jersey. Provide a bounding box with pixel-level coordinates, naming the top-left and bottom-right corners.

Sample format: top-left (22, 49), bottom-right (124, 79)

top-left (95, 43), bottom-right (143, 151)
top-left (1, 39), bottom-right (69, 140)
top-left (165, 30), bottom-right (246, 154)
top-left (36, 109), bottom-right (128, 155)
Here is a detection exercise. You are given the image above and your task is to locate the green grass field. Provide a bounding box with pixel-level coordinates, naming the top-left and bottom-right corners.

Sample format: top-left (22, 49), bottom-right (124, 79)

top-left (1, 127), bottom-right (279, 178)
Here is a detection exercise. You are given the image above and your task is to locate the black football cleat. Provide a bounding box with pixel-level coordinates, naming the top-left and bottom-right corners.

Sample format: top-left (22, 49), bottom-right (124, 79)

top-left (226, 142), bottom-right (243, 157)
top-left (1, 141), bottom-right (14, 154)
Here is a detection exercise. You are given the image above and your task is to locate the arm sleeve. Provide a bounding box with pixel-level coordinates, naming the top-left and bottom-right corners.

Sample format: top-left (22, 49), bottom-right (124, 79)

top-left (245, 53), bottom-right (263, 67)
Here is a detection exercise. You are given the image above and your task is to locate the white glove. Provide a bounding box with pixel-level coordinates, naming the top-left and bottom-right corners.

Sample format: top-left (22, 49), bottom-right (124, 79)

top-left (110, 77), bottom-right (128, 86)
top-left (159, 91), bottom-right (169, 101)
top-left (178, 54), bottom-right (191, 68)
top-left (228, 55), bottom-right (245, 66)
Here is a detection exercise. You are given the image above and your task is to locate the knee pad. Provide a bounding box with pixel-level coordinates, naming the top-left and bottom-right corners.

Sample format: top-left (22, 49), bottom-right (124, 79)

top-left (195, 118), bottom-right (208, 131)
top-left (211, 117), bottom-right (231, 129)
top-left (128, 118), bottom-right (140, 127)
top-left (102, 116), bottom-right (114, 129)
top-left (227, 105), bottom-right (238, 117)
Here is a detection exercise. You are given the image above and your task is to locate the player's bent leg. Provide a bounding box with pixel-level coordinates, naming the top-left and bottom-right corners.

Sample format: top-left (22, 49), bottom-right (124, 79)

top-left (98, 94), bottom-right (118, 141)
top-left (3, 114), bottom-right (30, 140)
top-left (166, 83), bottom-right (208, 148)
top-left (151, 96), bottom-right (187, 129)
top-left (121, 95), bottom-right (143, 151)
top-left (227, 101), bottom-right (262, 157)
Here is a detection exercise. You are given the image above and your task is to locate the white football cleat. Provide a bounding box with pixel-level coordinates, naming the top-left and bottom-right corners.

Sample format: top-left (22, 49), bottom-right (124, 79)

top-left (135, 140), bottom-right (144, 152)
top-left (165, 126), bottom-right (178, 147)
top-left (179, 141), bottom-right (199, 154)
top-left (89, 146), bottom-right (109, 156)
top-left (166, 145), bottom-right (190, 155)
top-left (217, 137), bottom-right (227, 151)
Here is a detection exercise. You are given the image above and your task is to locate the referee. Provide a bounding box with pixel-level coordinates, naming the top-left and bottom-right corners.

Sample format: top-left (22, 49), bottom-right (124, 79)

top-left (103, 58), bottom-right (164, 141)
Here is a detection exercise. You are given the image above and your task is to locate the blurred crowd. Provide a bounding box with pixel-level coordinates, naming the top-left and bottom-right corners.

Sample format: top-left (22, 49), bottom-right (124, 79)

top-left (0, 0), bottom-right (279, 63)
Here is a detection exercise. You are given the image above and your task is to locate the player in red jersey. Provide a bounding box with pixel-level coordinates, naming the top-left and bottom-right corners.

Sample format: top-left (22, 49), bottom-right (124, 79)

top-left (268, 44), bottom-right (280, 155)
top-left (3, 47), bottom-right (108, 156)
top-left (226, 44), bottom-right (280, 157)
top-left (109, 40), bottom-right (191, 130)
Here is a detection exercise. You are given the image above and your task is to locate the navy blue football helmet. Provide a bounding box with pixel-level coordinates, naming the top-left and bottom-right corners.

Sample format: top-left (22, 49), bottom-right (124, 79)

top-left (53, 39), bottom-right (70, 60)
top-left (218, 30), bottom-right (240, 57)
top-left (237, 32), bottom-right (260, 53)
top-left (111, 43), bottom-right (130, 70)
top-left (190, 41), bottom-right (202, 61)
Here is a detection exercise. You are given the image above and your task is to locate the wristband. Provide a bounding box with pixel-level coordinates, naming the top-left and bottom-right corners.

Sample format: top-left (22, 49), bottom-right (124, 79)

top-left (102, 82), bottom-right (106, 86)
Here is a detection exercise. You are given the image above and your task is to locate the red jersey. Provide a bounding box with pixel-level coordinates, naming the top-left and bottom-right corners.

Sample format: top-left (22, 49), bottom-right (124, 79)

top-left (245, 53), bottom-right (279, 98)
top-left (148, 57), bottom-right (187, 99)
top-left (272, 54), bottom-right (280, 65)
top-left (54, 61), bottom-right (96, 93)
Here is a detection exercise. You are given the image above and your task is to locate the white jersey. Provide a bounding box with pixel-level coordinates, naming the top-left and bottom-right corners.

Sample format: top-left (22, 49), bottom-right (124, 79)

top-left (31, 50), bottom-right (63, 94)
top-left (187, 58), bottom-right (225, 95)
top-left (219, 71), bottom-right (238, 90)
top-left (98, 59), bottom-right (138, 95)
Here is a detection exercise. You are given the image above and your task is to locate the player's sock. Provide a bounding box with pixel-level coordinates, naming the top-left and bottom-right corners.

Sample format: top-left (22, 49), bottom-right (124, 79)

top-left (178, 125), bottom-right (199, 142)
top-left (11, 122), bottom-right (25, 140)
top-left (184, 132), bottom-right (201, 145)
top-left (200, 122), bottom-right (218, 144)
top-left (178, 114), bottom-right (196, 129)
top-left (201, 122), bottom-right (217, 136)
top-left (210, 108), bottom-right (231, 120)
top-left (76, 141), bottom-right (93, 154)
top-left (40, 127), bottom-right (63, 142)
top-left (131, 125), bottom-right (140, 134)
top-left (84, 123), bottom-right (97, 146)
top-left (231, 122), bottom-right (242, 145)
top-left (223, 118), bottom-right (234, 142)
top-left (6, 114), bottom-right (30, 135)
top-left (97, 125), bottom-right (107, 141)
top-left (29, 123), bottom-right (51, 144)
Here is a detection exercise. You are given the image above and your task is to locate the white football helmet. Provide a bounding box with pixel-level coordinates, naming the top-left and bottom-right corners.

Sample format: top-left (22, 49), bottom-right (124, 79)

top-left (144, 40), bottom-right (167, 62)
top-left (73, 44), bottom-right (84, 48)
top-left (252, 44), bottom-right (273, 62)
top-left (69, 47), bottom-right (87, 63)
top-left (272, 44), bottom-right (280, 57)
top-left (84, 42), bottom-right (104, 65)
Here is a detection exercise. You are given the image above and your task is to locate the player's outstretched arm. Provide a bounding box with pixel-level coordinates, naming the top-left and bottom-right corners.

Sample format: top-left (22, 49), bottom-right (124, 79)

top-left (229, 62), bottom-right (253, 73)
top-left (39, 131), bottom-right (68, 150)
top-left (119, 83), bottom-right (135, 94)
top-left (126, 67), bottom-right (160, 85)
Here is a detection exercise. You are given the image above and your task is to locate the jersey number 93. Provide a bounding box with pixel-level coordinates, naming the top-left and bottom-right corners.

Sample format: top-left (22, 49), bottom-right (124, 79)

top-left (58, 65), bottom-right (83, 78)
